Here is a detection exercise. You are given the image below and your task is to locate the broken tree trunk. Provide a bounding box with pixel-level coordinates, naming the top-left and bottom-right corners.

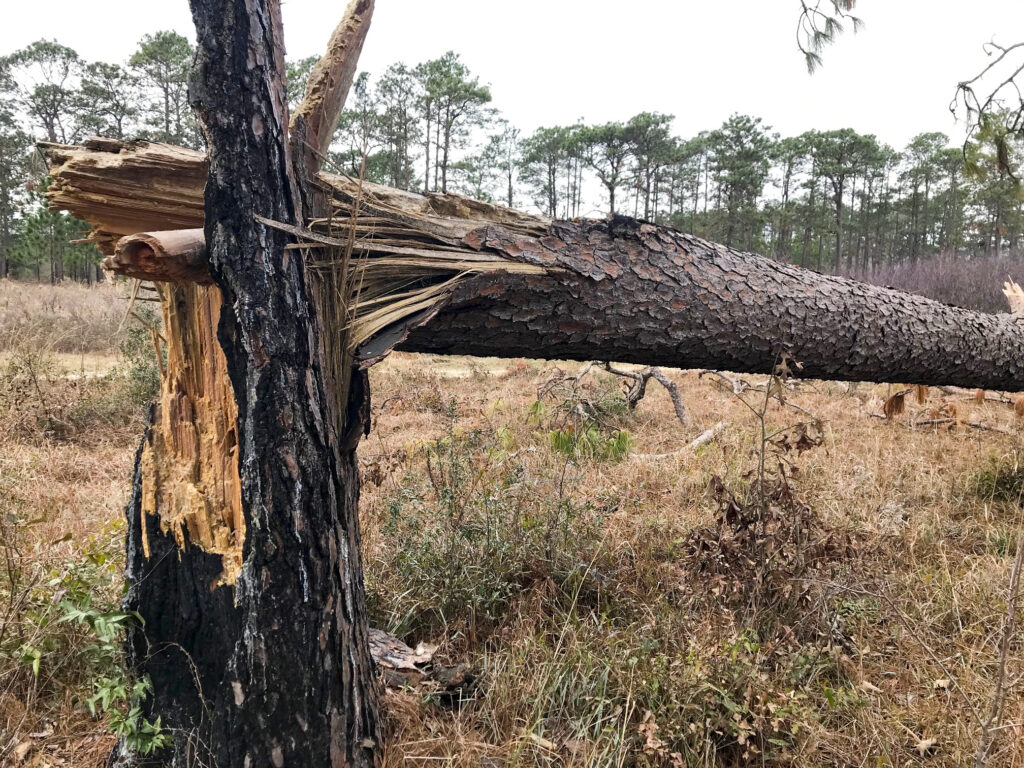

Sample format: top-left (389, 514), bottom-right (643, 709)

top-left (107, 0), bottom-right (379, 766)
top-left (43, 139), bottom-right (1024, 391)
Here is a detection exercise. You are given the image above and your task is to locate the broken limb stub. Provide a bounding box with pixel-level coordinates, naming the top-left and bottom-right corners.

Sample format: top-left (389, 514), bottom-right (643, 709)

top-left (109, 229), bottom-right (211, 284)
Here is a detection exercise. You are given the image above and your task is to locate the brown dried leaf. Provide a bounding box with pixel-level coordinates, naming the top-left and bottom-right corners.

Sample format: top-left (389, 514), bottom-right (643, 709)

top-left (1013, 396), bottom-right (1024, 418)
top-left (13, 741), bottom-right (32, 762)
top-left (639, 710), bottom-right (668, 755)
top-left (947, 401), bottom-right (962, 424)
top-left (883, 389), bottom-right (911, 420)
top-left (859, 679), bottom-right (883, 694)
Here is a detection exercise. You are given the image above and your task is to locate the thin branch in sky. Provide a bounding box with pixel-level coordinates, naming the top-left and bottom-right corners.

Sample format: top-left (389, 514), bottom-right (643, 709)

top-left (796, 0), bottom-right (863, 74)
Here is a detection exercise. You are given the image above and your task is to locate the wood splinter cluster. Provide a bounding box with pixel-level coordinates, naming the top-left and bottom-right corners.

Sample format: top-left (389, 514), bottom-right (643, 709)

top-left (102, 229), bottom-right (242, 584)
top-left (57, 138), bottom-right (550, 585)
top-left (139, 281), bottom-right (244, 586)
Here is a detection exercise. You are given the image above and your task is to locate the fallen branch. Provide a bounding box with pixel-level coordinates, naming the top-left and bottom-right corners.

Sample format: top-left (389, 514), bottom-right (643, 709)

top-left (700, 368), bottom-right (820, 422)
top-left (869, 413), bottom-right (1013, 435)
top-left (604, 362), bottom-right (689, 425)
top-left (107, 229), bottom-right (211, 284)
top-left (911, 418), bottom-right (1013, 435)
top-left (632, 421), bottom-right (728, 460)
top-left (699, 369), bottom-right (752, 394)
top-left (368, 627), bottom-right (435, 687)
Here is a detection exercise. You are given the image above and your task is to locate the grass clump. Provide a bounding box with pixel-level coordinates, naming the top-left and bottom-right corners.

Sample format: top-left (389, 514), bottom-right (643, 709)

top-left (970, 451), bottom-right (1024, 504)
top-left (547, 423), bottom-right (633, 461)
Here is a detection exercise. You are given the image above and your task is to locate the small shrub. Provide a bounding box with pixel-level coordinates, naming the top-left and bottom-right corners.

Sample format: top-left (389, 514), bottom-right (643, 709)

top-left (548, 423), bottom-right (633, 461)
top-left (366, 401), bottom-right (605, 641)
top-left (532, 365), bottom-right (636, 462)
top-left (0, 508), bottom-right (167, 756)
top-left (116, 305), bottom-right (162, 407)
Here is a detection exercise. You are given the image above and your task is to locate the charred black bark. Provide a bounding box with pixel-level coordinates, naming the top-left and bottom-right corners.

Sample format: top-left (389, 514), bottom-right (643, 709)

top-left (110, 427), bottom-right (243, 768)
top-left (114, 0), bottom-right (378, 765)
top-left (396, 216), bottom-right (1024, 391)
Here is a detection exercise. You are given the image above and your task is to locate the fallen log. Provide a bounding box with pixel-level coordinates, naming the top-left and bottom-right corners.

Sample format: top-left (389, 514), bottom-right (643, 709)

top-left (41, 139), bottom-right (1024, 391)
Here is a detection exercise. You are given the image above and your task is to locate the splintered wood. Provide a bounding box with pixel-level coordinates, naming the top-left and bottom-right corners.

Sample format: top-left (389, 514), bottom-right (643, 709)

top-left (1004, 279), bottom-right (1024, 315)
top-left (41, 138), bottom-right (552, 367)
top-left (41, 138), bottom-right (205, 255)
top-left (140, 283), bottom-right (243, 585)
top-left (40, 138), bottom-right (551, 582)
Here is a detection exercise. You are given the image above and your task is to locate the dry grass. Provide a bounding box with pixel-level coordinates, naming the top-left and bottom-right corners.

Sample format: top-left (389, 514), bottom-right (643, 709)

top-left (0, 279), bottom-right (126, 355)
top-left (1, 281), bottom-right (1023, 767)
top-left (0, 282), bottom-right (150, 766)
top-left (363, 360), bottom-right (1024, 767)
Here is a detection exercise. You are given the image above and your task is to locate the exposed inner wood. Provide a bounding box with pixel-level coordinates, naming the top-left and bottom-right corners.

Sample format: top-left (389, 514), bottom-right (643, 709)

top-left (289, 0), bottom-right (374, 215)
top-left (41, 138), bottom-right (207, 255)
top-left (41, 139), bottom-right (549, 367)
top-left (140, 282), bottom-right (243, 585)
top-left (1004, 279), bottom-right (1024, 314)
top-left (39, 138), bottom-right (545, 256)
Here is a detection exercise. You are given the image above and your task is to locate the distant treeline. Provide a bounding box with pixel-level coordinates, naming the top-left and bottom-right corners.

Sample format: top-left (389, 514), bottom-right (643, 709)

top-left (1, 35), bottom-right (1022, 305)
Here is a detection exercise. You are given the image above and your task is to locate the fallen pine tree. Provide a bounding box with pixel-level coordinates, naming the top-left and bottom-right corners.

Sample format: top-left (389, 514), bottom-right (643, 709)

top-left (42, 138), bottom-right (1024, 389)
top-left (37, 1), bottom-right (1024, 765)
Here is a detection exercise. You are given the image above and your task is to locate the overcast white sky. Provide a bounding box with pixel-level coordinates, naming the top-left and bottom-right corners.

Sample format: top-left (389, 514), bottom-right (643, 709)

top-left (3, 1), bottom-right (1023, 148)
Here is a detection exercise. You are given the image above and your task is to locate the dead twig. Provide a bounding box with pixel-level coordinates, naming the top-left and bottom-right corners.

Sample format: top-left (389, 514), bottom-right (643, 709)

top-left (603, 362), bottom-right (688, 425)
top-left (871, 413), bottom-right (1014, 435)
top-left (700, 369), bottom-right (820, 423)
top-left (632, 421), bottom-right (728, 460)
top-left (699, 369), bottom-right (751, 395)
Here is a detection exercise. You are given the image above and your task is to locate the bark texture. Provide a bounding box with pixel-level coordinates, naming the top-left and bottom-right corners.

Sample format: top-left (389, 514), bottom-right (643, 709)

top-left (42, 139), bottom-right (1024, 391)
top-left (396, 216), bottom-right (1024, 390)
top-left (110, 0), bottom-right (378, 765)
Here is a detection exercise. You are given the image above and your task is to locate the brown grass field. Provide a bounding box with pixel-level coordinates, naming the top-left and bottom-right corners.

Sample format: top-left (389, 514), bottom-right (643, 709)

top-left (1, 279), bottom-right (1022, 767)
